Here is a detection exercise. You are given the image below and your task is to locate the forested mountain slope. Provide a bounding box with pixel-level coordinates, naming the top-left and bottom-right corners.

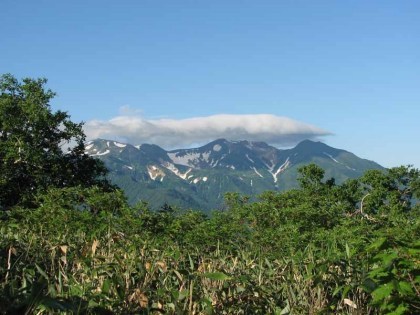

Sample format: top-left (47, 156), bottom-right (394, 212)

top-left (85, 138), bottom-right (383, 210)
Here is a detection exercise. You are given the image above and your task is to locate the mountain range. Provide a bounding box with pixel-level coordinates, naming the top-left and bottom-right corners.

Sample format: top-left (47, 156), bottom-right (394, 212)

top-left (85, 139), bottom-right (383, 211)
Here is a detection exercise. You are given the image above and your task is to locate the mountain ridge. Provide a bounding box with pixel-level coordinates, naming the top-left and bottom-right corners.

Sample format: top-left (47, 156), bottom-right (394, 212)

top-left (85, 138), bottom-right (384, 211)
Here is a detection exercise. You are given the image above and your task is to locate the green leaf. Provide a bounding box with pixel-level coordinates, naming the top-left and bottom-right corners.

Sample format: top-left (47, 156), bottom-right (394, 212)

top-left (39, 298), bottom-right (72, 311)
top-left (371, 283), bottom-right (393, 303)
top-left (332, 286), bottom-right (343, 297)
top-left (375, 251), bottom-right (398, 266)
top-left (188, 254), bottom-right (194, 271)
top-left (88, 300), bottom-right (99, 308)
top-left (173, 269), bottom-right (183, 282)
top-left (368, 237), bottom-right (387, 252)
top-left (362, 278), bottom-right (377, 293)
top-left (397, 281), bottom-right (414, 296)
top-left (279, 301), bottom-right (290, 315)
top-left (342, 285), bottom-right (351, 299)
top-left (386, 303), bottom-right (408, 315)
top-left (345, 243), bottom-right (351, 259)
top-left (407, 248), bottom-right (420, 255)
top-left (369, 269), bottom-right (390, 279)
top-left (35, 264), bottom-right (49, 280)
top-left (69, 284), bottom-right (84, 296)
top-left (102, 279), bottom-right (111, 294)
top-left (201, 272), bottom-right (231, 281)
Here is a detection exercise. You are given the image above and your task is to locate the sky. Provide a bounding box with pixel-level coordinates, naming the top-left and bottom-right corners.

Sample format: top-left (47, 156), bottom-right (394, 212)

top-left (1, 0), bottom-right (419, 167)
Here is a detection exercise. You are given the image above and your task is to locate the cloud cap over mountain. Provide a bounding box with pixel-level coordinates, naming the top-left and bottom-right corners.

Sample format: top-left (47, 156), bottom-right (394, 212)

top-left (85, 113), bottom-right (331, 148)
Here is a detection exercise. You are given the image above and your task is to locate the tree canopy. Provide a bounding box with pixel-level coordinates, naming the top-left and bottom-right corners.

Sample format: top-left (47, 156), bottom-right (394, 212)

top-left (0, 74), bottom-right (112, 210)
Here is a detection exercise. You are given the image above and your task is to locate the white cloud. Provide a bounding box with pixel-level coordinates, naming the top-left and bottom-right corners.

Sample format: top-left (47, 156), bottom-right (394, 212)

top-left (84, 113), bottom-right (331, 148)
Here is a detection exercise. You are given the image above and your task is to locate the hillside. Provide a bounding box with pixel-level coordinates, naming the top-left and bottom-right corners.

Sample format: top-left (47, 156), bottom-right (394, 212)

top-left (85, 139), bottom-right (384, 210)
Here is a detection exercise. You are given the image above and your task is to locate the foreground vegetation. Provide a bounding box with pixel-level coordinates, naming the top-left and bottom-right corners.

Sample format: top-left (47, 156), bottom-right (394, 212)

top-left (1, 164), bottom-right (419, 314)
top-left (1, 75), bottom-right (419, 314)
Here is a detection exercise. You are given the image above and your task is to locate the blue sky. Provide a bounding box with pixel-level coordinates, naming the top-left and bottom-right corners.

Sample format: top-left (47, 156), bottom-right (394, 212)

top-left (1, 0), bottom-right (419, 167)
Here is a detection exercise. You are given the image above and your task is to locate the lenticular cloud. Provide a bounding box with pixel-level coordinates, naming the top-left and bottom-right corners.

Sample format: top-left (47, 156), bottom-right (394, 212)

top-left (84, 113), bottom-right (331, 148)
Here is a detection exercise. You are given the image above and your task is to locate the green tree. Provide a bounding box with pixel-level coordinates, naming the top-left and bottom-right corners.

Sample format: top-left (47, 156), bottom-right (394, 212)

top-left (0, 74), bottom-right (112, 210)
top-left (297, 163), bottom-right (326, 191)
top-left (361, 166), bottom-right (420, 216)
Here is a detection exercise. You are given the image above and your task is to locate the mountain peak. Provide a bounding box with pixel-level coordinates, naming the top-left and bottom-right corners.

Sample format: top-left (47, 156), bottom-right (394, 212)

top-left (295, 139), bottom-right (333, 151)
top-left (296, 139), bottom-right (322, 146)
top-left (206, 138), bottom-right (228, 145)
top-left (292, 140), bottom-right (345, 161)
top-left (84, 137), bottom-right (383, 210)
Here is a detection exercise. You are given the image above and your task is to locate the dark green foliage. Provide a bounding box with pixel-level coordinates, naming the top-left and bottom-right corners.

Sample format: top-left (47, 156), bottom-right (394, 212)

top-left (0, 164), bottom-right (418, 314)
top-left (0, 74), bottom-right (112, 210)
top-left (297, 163), bottom-right (326, 190)
top-left (364, 237), bottom-right (419, 314)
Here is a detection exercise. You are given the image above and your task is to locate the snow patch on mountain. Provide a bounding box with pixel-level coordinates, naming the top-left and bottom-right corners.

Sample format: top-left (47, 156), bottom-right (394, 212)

top-left (147, 165), bottom-right (165, 181)
top-left (168, 152), bottom-right (200, 167)
top-left (210, 159), bottom-right (220, 167)
top-left (246, 154), bottom-right (255, 164)
top-left (162, 162), bottom-right (192, 180)
top-left (202, 152), bottom-right (211, 162)
top-left (263, 159), bottom-right (275, 172)
top-left (168, 151), bottom-right (211, 167)
top-left (323, 152), bottom-right (356, 171)
top-left (191, 176), bottom-right (208, 184)
top-left (213, 144), bottom-right (222, 152)
top-left (268, 157), bottom-right (290, 183)
top-left (114, 142), bottom-right (126, 148)
top-left (323, 152), bottom-right (339, 163)
top-left (91, 149), bottom-right (110, 156)
top-left (252, 167), bottom-right (264, 178)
